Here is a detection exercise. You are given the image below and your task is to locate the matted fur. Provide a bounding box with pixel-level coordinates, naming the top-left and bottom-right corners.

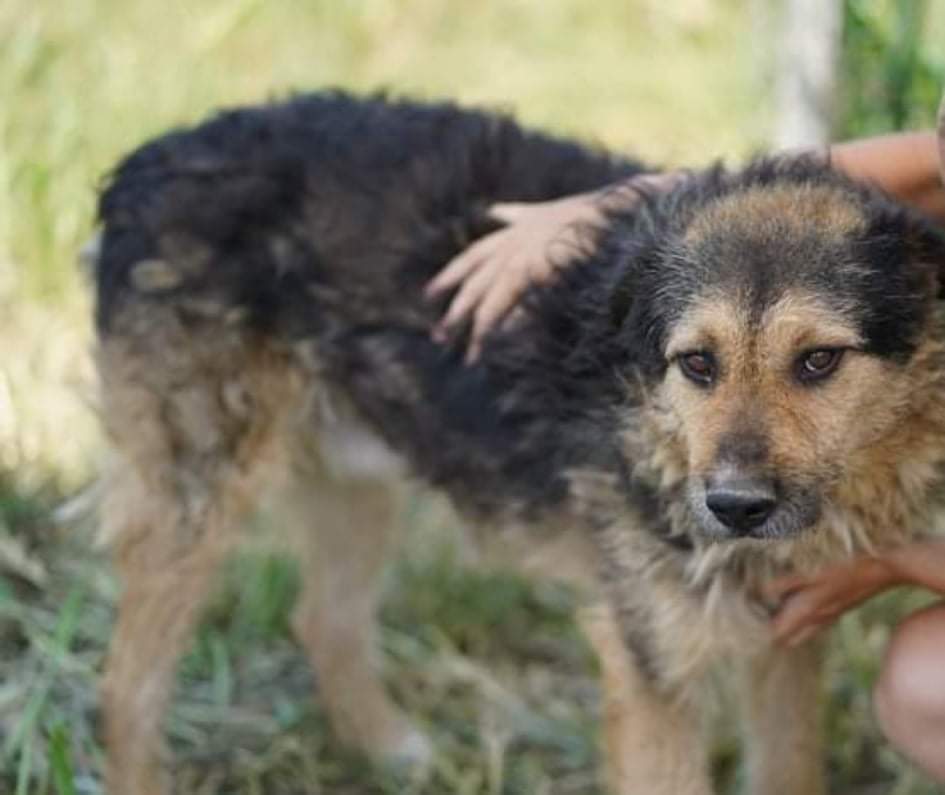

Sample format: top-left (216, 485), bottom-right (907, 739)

top-left (92, 91), bottom-right (945, 795)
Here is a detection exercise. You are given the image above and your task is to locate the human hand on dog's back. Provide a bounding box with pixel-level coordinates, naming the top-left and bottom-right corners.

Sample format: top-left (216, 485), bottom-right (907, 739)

top-left (424, 171), bottom-right (685, 363)
top-left (428, 130), bottom-right (945, 363)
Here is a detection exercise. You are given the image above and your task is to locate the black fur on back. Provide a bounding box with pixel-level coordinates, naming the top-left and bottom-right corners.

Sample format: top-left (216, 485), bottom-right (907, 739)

top-left (97, 91), bottom-right (646, 334)
top-left (96, 91), bottom-right (649, 519)
top-left (95, 91), bottom-right (945, 525)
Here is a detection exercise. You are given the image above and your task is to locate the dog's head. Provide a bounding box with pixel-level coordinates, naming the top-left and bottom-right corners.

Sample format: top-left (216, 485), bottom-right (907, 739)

top-left (611, 159), bottom-right (945, 542)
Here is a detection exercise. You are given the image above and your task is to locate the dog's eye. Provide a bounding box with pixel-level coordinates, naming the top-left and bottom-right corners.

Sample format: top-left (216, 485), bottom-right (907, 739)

top-left (796, 348), bottom-right (844, 383)
top-left (678, 351), bottom-right (716, 385)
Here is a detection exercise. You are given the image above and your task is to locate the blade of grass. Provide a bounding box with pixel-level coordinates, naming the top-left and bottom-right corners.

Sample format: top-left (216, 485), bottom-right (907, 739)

top-left (48, 723), bottom-right (77, 795)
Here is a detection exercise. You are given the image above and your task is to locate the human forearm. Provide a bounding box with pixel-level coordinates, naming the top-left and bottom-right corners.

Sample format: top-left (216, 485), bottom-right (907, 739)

top-left (884, 541), bottom-right (945, 596)
top-left (829, 132), bottom-right (945, 225)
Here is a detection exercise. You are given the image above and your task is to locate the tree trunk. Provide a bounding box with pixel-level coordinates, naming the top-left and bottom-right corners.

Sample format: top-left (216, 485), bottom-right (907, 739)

top-left (774, 0), bottom-right (843, 149)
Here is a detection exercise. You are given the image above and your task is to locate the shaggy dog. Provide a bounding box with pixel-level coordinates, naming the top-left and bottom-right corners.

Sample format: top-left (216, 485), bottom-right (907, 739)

top-left (91, 92), bottom-right (945, 795)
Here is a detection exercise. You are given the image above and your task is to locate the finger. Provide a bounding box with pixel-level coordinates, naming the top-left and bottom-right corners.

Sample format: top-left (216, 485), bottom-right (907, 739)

top-left (436, 284), bottom-right (486, 335)
top-left (465, 275), bottom-right (525, 363)
top-left (425, 234), bottom-right (501, 297)
top-left (786, 624), bottom-right (824, 648)
top-left (434, 262), bottom-right (498, 334)
top-left (770, 591), bottom-right (820, 641)
top-left (771, 609), bottom-right (803, 643)
top-left (488, 202), bottom-right (531, 224)
top-left (425, 244), bottom-right (490, 298)
top-left (499, 306), bottom-right (527, 333)
top-left (465, 339), bottom-right (481, 365)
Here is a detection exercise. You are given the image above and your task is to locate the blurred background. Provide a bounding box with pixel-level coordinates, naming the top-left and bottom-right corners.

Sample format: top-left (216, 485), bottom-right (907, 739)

top-left (1, 1), bottom-right (943, 792)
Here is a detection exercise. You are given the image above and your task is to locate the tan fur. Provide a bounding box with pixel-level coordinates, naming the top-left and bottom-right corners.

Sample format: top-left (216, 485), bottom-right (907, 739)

top-left (279, 456), bottom-right (431, 762)
top-left (683, 183), bottom-right (866, 245)
top-left (578, 603), bottom-right (711, 795)
top-left (656, 291), bottom-right (943, 564)
top-left (99, 305), bottom-right (305, 794)
top-left (662, 290), bottom-right (883, 482)
top-left (738, 642), bottom-right (826, 795)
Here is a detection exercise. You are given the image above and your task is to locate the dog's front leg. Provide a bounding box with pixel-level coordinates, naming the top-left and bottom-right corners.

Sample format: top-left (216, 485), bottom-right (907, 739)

top-left (578, 603), bottom-right (713, 795)
top-left (739, 640), bottom-right (826, 795)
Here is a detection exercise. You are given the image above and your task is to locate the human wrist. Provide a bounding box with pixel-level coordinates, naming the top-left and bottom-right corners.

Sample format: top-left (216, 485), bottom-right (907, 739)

top-left (594, 171), bottom-right (686, 213)
top-left (551, 190), bottom-right (609, 225)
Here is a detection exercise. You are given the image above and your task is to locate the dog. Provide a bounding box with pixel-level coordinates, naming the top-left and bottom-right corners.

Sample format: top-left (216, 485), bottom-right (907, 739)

top-left (91, 91), bottom-right (945, 795)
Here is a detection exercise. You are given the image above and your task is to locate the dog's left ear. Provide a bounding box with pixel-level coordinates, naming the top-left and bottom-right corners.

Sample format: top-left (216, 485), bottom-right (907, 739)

top-left (866, 200), bottom-right (945, 299)
top-left (908, 218), bottom-right (945, 298)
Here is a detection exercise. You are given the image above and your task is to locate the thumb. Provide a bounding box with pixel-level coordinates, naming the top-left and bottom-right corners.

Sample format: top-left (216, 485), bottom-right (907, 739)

top-left (489, 202), bottom-right (531, 224)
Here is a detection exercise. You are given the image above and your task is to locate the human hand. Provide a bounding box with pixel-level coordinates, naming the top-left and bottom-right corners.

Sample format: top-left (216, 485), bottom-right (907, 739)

top-left (766, 556), bottom-right (899, 647)
top-left (425, 172), bottom-right (683, 362)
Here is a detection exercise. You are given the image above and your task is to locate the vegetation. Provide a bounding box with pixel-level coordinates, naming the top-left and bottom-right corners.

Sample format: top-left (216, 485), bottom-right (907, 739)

top-left (839, 0), bottom-right (944, 136)
top-left (1, 1), bottom-right (943, 792)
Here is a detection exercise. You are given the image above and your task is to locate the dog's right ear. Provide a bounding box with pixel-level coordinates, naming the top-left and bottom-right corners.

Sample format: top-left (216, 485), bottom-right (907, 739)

top-left (897, 213), bottom-right (945, 300)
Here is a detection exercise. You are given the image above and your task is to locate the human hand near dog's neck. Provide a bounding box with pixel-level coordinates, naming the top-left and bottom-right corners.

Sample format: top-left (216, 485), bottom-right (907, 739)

top-left (766, 540), bottom-right (945, 647)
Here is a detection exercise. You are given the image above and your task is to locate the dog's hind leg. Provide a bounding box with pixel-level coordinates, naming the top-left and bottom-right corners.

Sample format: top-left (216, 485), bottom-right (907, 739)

top-left (97, 326), bottom-right (299, 795)
top-left (739, 641), bottom-right (825, 795)
top-left (578, 603), bottom-right (713, 795)
top-left (103, 525), bottom-right (231, 795)
top-left (283, 423), bottom-right (433, 767)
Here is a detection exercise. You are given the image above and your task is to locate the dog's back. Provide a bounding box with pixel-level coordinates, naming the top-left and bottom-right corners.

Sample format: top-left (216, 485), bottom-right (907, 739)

top-left (95, 92), bottom-right (645, 520)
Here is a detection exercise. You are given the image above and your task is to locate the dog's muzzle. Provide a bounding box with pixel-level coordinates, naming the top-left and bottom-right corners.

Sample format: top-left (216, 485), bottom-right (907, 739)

top-left (704, 476), bottom-right (777, 537)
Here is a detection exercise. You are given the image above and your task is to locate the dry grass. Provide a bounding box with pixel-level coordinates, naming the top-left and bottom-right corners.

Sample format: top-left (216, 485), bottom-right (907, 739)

top-left (1, 1), bottom-right (944, 792)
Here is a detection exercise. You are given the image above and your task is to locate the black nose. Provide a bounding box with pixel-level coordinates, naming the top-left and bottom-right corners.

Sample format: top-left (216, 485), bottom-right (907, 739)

top-left (705, 484), bottom-right (776, 535)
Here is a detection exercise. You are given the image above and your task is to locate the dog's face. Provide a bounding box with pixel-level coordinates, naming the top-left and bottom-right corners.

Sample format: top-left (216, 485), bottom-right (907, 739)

top-left (664, 287), bottom-right (907, 541)
top-left (619, 171), bottom-right (945, 541)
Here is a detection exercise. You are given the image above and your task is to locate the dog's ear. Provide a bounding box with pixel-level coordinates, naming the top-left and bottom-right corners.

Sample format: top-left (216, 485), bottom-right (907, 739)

top-left (912, 221), bottom-right (945, 299)
top-left (859, 196), bottom-right (945, 300)
top-left (894, 212), bottom-right (945, 300)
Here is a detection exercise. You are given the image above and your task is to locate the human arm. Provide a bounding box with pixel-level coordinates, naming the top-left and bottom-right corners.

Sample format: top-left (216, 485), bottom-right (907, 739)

top-left (425, 171), bottom-right (685, 362)
top-left (428, 131), bottom-right (945, 360)
top-left (830, 131), bottom-right (945, 225)
top-left (768, 540), bottom-right (945, 647)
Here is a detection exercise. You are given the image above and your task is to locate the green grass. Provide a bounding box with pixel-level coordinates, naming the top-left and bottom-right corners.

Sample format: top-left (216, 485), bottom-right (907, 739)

top-left (2, 0), bottom-right (945, 792)
top-left (3, 509), bottom-right (944, 794)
